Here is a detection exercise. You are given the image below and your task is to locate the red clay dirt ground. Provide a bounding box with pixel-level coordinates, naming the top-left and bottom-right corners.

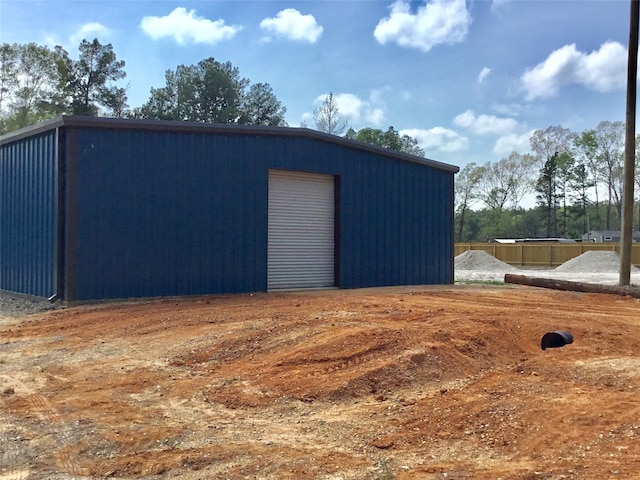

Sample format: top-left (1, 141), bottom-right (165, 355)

top-left (1, 284), bottom-right (640, 480)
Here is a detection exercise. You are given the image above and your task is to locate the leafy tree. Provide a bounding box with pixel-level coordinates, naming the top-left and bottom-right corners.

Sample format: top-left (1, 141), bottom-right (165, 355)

top-left (0, 42), bottom-right (62, 133)
top-left (352, 126), bottom-right (384, 146)
top-left (518, 206), bottom-right (546, 238)
top-left (55, 38), bottom-right (127, 117)
top-left (455, 152), bottom-right (538, 240)
top-left (0, 43), bottom-right (18, 133)
top-left (384, 126), bottom-right (424, 157)
top-left (238, 82), bottom-right (287, 126)
top-left (136, 58), bottom-right (285, 127)
top-left (477, 162), bottom-right (506, 213)
top-left (634, 133), bottom-right (640, 229)
top-left (530, 125), bottom-right (575, 168)
top-left (549, 150), bottom-right (575, 236)
top-left (506, 152), bottom-right (537, 236)
top-left (575, 129), bottom-right (601, 230)
top-left (349, 126), bottom-right (424, 157)
top-left (568, 159), bottom-right (594, 235)
top-left (344, 127), bottom-right (357, 139)
top-left (454, 207), bottom-right (482, 241)
top-left (131, 71), bottom-right (179, 120)
top-left (454, 162), bottom-right (482, 241)
top-left (476, 162), bottom-right (506, 236)
top-left (536, 153), bottom-right (560, 237)
top-left (530, 125), bottom-right (575, 237)
top-left (507, 152), bottom-right (536, 211)
top-left (593, 120), bottom-right (624, 228)
top-left (477, 153), bottom-right (533, 214)
top-left (0, 43), bottom-right (18, 112)
top-left (136, 57), bottom-right (248, 123)
top-left (100, 85), bottom-right (128, 117)
top-left (314, 92), bottom-right (348, 135)
top-left (450, 119), bottom-right (634, 242)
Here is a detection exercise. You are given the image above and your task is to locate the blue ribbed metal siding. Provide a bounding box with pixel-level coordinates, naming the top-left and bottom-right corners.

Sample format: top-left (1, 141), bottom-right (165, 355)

top-left (264, 136), bottom-right (454, 288)
top-left (0, 131), bottom-right (58, 297)
top-left (68, 128), bottom-right (268, 300)
top-left (67, 127), bottom-right (453, 300)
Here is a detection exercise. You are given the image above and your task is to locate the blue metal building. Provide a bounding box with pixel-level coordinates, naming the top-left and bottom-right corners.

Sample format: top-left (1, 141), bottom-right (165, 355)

top-left (1, 116), bottom-right (458, 302)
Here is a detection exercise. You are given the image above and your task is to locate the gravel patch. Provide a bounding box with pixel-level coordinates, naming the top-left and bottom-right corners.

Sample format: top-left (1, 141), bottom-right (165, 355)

top-left (456, 249), bottom-right (640, 286)
top-left (554, 250), bottom-right (639, 273)
top-left (454, 250), bottom-right (519, 272)
top-left (0, 292), bottom-right (60, 318)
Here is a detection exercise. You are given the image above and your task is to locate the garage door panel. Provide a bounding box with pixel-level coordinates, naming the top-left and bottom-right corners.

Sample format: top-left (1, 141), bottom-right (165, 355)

top-left (268, 170), bottom-right (335, 290)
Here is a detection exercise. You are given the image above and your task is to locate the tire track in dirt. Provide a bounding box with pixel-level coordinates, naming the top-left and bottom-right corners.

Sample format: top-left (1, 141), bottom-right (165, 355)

top-left (20, 394), bottom-right (91, 476)
top-left (0, 406), bottom-right (30, 480)
top-left (0, 471), bottom-right (29, 480)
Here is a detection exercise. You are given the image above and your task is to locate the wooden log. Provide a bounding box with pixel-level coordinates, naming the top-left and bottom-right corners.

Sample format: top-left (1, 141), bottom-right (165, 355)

top-left (504, 274), bottom-right (640, 299)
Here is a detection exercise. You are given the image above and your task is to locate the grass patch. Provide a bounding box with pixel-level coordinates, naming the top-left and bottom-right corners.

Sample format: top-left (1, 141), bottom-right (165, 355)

top-left (455, 279), bottom-right (505, 286)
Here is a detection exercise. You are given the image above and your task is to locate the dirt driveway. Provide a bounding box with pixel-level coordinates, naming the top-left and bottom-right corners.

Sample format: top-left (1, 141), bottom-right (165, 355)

top-left (1, 285), bottom-right (639, 479)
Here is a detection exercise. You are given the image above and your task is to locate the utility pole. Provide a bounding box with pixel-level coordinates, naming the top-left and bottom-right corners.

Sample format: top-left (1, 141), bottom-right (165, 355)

top-left (620, 0), bottom-right (639, 286)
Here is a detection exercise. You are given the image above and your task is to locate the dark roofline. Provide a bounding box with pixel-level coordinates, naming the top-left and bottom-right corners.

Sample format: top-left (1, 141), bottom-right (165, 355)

top-left (1, 115), bottom-right (459, 173)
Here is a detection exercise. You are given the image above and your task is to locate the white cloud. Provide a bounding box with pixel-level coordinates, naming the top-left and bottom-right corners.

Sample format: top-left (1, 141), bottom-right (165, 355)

top-left (492, 0), bottom-right (512, 10)
top-left (374, 0), bottom-right (472, 53)
top-left (521, 41), bottom-right (627, 100)
top-left (140, 7), bottom-right (242, 45)
top-left (493, 130), bottom-right (535, 156)
top-left (42, 34), bottom-right (63, 48)
top-left (260, 9), bottom-right (323, 44)
top-left (453, 109), bottom-right (518, 135)
top-left (299, 112), bottom-right (313, 127)
top-left (314, 91), bottom-right (386, 127)
top-left (400, 127), bottom-right (468, 153)
top-left (368, 87), bottom-right (388, 105)
top-left (477, 67), bottom-right (491, 84)
top-left (367, 108), bottom-right (385, 125)
top-left (70, 22), bottom-right (110, 44)
top-left (331, 93), bottom-right (364, 120)
top-left (490, 103), bottom-right (525, 117)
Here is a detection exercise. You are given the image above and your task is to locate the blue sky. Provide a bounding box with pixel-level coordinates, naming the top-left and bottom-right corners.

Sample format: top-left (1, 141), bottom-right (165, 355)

top-left (0, 0), bottom-right (633, 170)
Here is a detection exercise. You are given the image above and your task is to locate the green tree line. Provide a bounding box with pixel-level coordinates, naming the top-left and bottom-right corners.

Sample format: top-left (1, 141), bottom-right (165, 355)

top-left (0, 39), bottom-right (424, 160)
top-left (455, 122), bottom-right (640, 242)
top-left (0, 39), bottom-right (288, 132)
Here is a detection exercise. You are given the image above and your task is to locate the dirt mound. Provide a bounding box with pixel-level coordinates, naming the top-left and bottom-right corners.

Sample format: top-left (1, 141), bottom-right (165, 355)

top-left (2, 288), bottom-right (640, 479)
top-left (455, 249), bottom-right (518, 272)
top-left (555, 250), bottom-right (639, 273)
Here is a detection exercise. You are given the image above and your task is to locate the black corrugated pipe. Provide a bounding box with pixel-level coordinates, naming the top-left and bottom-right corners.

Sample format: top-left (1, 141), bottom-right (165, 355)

top-left (541, 331), bottom-right (574, 350)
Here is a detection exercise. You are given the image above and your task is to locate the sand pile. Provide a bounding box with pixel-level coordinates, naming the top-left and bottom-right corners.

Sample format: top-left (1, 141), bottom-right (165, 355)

top-left (555, 250), bottom-right (639, 273)
top-left (455, 250), bottom-right (519, 272)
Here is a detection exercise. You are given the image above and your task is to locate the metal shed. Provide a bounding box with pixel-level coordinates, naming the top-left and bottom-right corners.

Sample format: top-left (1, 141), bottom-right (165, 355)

top-left (1, 116), bottom-right (459, 302)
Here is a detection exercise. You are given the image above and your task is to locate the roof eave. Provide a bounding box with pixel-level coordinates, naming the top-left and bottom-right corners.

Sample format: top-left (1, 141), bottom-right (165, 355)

top-left (1, 115), bottom-right (459, 173)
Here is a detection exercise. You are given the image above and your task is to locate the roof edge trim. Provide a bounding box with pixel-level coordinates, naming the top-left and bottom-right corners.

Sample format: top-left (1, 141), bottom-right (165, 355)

top-left (1, 115), bottom-right (459, 173)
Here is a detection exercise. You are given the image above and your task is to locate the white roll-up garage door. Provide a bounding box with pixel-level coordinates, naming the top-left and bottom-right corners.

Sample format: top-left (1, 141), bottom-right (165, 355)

top-left (268, 170), bottom-right (335, 290)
